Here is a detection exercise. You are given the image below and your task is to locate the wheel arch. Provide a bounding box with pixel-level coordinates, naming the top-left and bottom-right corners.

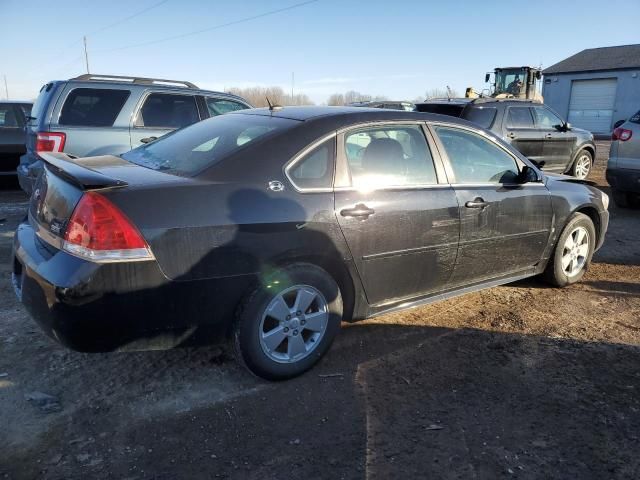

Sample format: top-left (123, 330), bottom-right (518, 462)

top-left (572, 204), bottom-right (601, 241)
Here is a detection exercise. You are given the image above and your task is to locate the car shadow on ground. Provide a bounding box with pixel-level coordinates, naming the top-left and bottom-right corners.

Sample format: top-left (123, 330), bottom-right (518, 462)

top-left (3, 323), bottom-right (640, 480)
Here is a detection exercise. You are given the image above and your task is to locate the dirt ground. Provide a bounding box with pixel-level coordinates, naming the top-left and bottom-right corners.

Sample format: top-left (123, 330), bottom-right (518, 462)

top-left (1, 142), bottom-right (639, 479)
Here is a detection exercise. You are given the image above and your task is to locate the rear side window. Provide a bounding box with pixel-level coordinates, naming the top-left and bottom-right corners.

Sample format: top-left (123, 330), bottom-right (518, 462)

top-left (122, 113), bottom-right (296, 176)
top-left (344, 125), bottom-right (437, 188)
top-left (288, 139), bottom-right (335, 190)
top-left (0, 106), bottom-right (19, 127)
top-left (59, 88), bottom-right (130, 127)
top-left (464, 107), bottom-right (497, 129)
top-left (138, 93), bottom-right (199, 129)
top-left (629, 110), bottom-right (640, 124)
top-left (206, 98), bottom-right (248, 116)
top-left (506, 107), bottom-right (534, 129)
top-left (435, 126), bottom-right (520, 184)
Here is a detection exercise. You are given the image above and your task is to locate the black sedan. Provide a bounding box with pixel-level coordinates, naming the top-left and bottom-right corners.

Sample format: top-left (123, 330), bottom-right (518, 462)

top-left (13, 107), bottom-right (609, 379)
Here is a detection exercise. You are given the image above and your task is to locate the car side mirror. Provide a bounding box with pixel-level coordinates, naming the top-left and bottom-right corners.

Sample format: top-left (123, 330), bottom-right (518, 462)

top-left (519, 165), bottom-right (540, 183)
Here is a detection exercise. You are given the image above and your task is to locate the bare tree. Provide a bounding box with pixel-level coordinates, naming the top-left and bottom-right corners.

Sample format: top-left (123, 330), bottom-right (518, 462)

top-left (226, 86), bottom-right (314, 107)
top-left (425, 87), bottom-right (460, 99)
top-left (327, 93), bottom-right (345, 106)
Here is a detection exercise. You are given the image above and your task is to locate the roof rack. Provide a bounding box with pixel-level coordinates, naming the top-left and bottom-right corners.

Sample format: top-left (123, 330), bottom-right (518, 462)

top-left (71, 74), bottom-right (198, 89)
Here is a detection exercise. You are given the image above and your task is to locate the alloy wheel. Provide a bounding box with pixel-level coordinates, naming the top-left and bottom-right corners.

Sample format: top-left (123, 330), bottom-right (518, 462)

top-left (259, 285), bottom-right (329, 363)
top-left (561, 226), bottom-right (589, 277)
top-left (574, 154), bottom-right (591, 179)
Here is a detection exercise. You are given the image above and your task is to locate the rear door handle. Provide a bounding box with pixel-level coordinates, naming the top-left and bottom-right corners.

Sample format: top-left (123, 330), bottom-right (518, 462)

top-left (545, 133), bottom-right (553, 139)
top-left (340, 203), bottom-right (375, 219)
top-left (506, 132), bottom-right (516, 139)
top-left (140, 136), bottom-right (158, 144)
top-left (465, 198), bottom-right (489, 209)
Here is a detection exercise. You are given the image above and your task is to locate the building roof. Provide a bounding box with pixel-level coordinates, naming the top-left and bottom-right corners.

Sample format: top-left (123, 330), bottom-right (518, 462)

top-left (543, 44), bottom-right (640, 75)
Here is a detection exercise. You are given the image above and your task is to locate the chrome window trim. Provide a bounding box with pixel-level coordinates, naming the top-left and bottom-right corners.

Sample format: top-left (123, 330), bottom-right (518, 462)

top-left (283, 132), bottom-right (337, 193)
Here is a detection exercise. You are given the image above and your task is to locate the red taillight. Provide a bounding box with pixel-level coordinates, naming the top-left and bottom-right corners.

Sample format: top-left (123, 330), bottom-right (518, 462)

top-left (63, 192), bottom-right (153, 262)
top-left (612, 127), bottom-right (633, 142)
top-left (36, 132), bottom-right (66, 153)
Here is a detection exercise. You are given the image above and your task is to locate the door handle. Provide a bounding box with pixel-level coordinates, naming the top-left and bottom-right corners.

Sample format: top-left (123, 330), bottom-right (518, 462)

top-left (465, 198), bottom-right (489, 209)
top-left (340, 203), bottom-right (375, 219)
top-left (507, 132), bottom-right (516, 139)
top-left (545, 133), bottom-right (553, 139)
top-left (140, 136), bottom-right (158, 144)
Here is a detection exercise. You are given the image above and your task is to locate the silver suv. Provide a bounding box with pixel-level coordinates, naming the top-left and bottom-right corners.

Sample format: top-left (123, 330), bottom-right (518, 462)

top-left (18, 74), bottom-right (252, 193)
top-left (607, 110), bottom-right (640, 208)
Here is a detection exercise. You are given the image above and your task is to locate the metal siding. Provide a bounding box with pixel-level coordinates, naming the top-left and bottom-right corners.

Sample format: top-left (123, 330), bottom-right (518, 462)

top-left (568, 79), bottom-right (617, 133)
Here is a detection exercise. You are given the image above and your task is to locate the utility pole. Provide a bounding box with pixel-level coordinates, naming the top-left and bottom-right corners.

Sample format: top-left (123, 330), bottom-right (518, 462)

top-left (3, 75), bottom-right (8, 100)
top-left (83, 36), bottom-right (90, 74)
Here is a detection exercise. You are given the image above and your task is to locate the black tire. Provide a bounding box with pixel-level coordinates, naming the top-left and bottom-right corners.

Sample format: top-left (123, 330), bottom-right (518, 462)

top-left (570, 150), bottom-right (593, 179)
top-left (612, 188), bottom-right (630, 208)
top-left (543, 212), bottom-right (596, 287)
top-left (233, 263), bottom-right (343, 380)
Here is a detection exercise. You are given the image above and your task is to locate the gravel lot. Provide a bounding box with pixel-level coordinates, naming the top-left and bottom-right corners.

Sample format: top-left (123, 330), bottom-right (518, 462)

top-left (1, 142), bottom-right (639, 479)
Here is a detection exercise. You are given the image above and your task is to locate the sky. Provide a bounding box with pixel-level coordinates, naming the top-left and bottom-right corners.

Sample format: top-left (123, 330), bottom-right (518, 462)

top-left (1, 0), bottom-right (639, 104)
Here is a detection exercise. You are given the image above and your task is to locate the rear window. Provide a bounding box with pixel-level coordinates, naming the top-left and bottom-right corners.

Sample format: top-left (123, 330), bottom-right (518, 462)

top-left (29, 83), bottom-right (54, 124)
top-left (59, 88), bottom-right (130, 127)
top-left (121, 113), bottom-right (297, 176)
top-left (464, 107), bottom-right (497, 129)
top-left (629, 110), bottom-right (640, 124)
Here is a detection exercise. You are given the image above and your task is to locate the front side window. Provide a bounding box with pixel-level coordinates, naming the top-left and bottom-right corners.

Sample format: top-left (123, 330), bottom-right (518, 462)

top-left (533, 107), bottom-right (563, 129)
top-left (435, 126), bottom-right (520, 184)
top-left (344, 125), bottom-right (437, 189)
top-left (122, 113), bottom-right (295, 176)
top-left (59, 88), bottom-right (130, 126)
top-left (0, 106), bottom-right (19, 127)
top-left (206, 98), bottom-right (248, 116)
top-left (288, 139), bottom-right (335, 190)
top-left (506, 107), bottom-right (534, 129)
top-left (138, 93), bottom-right (199, 129)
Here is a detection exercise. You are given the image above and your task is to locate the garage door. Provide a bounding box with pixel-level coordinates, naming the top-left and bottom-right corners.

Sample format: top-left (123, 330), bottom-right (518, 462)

top-left (568, 79), bottom-right (617, 133)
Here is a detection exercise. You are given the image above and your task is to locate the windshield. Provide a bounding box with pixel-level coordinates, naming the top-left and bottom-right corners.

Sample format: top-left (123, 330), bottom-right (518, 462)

top-left (121, 113), bottom-right (297, 176)
top-left (494, 69), bottom-right (526, 96)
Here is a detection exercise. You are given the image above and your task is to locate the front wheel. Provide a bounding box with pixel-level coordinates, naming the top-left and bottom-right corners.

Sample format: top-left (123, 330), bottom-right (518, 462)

top-left (233, 263), bottom-right (343, 380)
top-left (543, 213), bottom-right (595, 287)
top-left (570, 150), bottom-right (593, 179)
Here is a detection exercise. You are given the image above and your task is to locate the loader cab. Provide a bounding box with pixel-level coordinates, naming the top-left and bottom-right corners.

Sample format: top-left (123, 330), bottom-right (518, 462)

top-left (489, 67), bottom-right (542, 101)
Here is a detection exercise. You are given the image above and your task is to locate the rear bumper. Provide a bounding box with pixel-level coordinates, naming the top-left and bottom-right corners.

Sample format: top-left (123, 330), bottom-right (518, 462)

top-left (13, 221), bottom-right (253, 352)
top-left (606, 167), bottom-right (640, 193)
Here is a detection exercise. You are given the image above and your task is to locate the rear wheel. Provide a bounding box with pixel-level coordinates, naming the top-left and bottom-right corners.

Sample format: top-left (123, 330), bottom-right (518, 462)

top-left (570, 150), bottom-right (592, 179)
top-left (233, 263), bottom-right (343, 380)
top-left (543, 213), bottom-right (595, 287)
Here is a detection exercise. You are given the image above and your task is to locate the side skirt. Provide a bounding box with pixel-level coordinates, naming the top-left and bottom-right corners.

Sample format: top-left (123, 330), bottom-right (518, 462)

top-left (366, 270), bottom-right (536, 319)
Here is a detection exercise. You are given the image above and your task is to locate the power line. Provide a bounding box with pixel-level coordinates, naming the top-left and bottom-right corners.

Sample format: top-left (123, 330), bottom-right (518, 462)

top-left (95, 0), bottom-right (320, 54)
top-left (86, 0), bottom-right (171, 36)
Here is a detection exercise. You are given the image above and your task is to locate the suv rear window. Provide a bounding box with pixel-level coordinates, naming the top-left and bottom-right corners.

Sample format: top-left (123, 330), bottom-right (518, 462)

top-left (121, 113), bottom-right (297, 176)
top-left (59, 88), bottom-right (130, 127)
top-left (463, 107), bottom-right (497, 129)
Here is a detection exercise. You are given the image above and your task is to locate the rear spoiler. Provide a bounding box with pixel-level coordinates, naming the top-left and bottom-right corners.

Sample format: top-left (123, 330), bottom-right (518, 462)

top-left (39, 152), bottom-right (127, 189)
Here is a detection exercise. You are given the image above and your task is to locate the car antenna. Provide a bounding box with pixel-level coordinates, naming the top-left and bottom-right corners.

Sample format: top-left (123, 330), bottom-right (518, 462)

top-left (265, 96), bottom-right (283, 112)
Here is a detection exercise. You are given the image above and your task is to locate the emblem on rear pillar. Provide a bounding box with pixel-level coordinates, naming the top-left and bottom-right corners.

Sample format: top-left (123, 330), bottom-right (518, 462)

top-left (268, 181), bottom-right (285, 192)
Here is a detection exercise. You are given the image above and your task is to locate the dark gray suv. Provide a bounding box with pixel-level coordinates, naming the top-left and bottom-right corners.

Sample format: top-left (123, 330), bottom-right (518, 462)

top-left (416, 99), bottom-right (596, 179)
top-left (18, 74), bottom-right (252, 193)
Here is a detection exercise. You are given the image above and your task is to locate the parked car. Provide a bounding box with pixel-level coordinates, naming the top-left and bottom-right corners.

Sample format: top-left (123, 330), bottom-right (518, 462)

top-left (350, 100), bottom-right (415, 111)
top-left (416, 98), bottom-right (596, 179)
top-left (0, 101), bottom-right (32, 179)
top-left (13, 107), bottom-right (609, 380)
top-left (607, 109), bottom-right (640, 208)
top-left (18, 74), bottom-right (252, 193)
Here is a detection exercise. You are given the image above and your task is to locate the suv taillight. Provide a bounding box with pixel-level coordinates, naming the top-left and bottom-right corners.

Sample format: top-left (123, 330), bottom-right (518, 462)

top-left (612, 127), bottom-right (633, 142)
top-left (63, 191), bottom-right (154, 262)
top-left (36, 132), bottom-right (66, 153)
